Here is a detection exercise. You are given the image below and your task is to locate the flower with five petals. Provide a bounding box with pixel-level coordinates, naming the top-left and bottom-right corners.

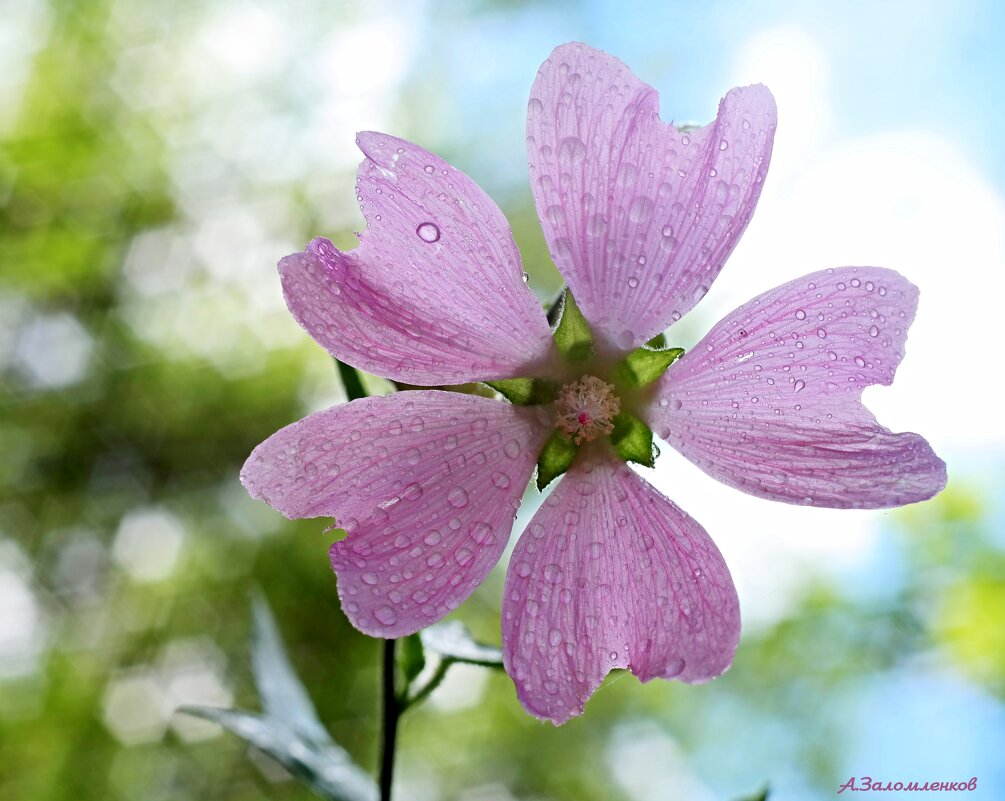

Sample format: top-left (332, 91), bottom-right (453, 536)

top-left (242, 42), bottom-right (946, 724)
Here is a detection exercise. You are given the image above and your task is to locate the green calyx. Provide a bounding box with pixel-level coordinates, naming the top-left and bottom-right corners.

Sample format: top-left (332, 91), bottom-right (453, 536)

top-left (498, 288), bottom-right (686, 486)
top-left (616, 343), bottom-right (684, 388)
top-left (536, 429), bottom-right (578, 490)
top-left (610, 412), bottom-right (658, 467)
top-left (552, 290), bottom-right (594, 362)
top-left (485, 377), bottom-right (558, 406)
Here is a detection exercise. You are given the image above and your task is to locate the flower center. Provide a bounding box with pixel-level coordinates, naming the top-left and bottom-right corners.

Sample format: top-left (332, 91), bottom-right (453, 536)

top-left (554, 375), bottom-right (620, 444)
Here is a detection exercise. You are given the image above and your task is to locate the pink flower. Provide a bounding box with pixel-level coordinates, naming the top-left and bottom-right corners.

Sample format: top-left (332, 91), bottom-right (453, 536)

top-left (242, 42), bottom-right (946, 724)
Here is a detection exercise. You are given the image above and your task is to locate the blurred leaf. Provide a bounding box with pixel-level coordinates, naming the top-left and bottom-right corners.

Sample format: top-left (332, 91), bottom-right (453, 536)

top-left (734, 786), bottom-right (770, 801)
top-left (420, 621), bottom-right (504, 668)
top-left (180, 707), bottom-right (377, 801)
top-left (251, 591), bottom-right (332, 747)
top-left (399, 633), bottom-right (426, 685)
top-left (178, 594), bottom-right (378, 800)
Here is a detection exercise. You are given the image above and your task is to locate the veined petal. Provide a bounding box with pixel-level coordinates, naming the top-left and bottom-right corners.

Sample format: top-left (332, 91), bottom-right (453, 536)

top-left (280, 132), bottom-right (555, 385)
top-left (527, 42), bottom-right (776, 351)
top-left (648, 267), bottom-right (947, 508)
top-left (242, 392), bottom-right (548, 637)
top-left (502, 457), bottom-right (739, 724)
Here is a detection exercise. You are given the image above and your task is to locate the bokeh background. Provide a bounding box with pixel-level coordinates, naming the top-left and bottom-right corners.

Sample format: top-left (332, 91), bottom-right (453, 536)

top-left (2, 0), bottom-right (1004, 799)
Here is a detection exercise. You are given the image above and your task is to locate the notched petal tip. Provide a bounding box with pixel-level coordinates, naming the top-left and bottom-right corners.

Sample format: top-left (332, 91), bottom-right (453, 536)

top-left (503, 460), bottom-right (740, 724)
top-left (275, 134), bottom-right (554, 385)
top-left (652, 266), bottom-right (945, 509)
top-left (527, 43), bottom-right (780, 349)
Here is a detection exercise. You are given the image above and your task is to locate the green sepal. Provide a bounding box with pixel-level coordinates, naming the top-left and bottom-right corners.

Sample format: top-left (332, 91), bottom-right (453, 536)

top-left (536, 429), bottom-right (578, 490)
top-left (552, 290), bottom-right (594, 362)
top-left (611, 412), bottom-right (656, 467)
top-left (398, 633), bottom-right (426, 686)
top-left (485, 377), bottom-right (558, 406)
top-left (617, 345), bottom-right (684, 388)
top-left (647, 332), bottom-right (668, 348)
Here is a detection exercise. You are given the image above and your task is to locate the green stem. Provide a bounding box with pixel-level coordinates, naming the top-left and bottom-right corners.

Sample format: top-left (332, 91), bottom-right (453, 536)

top-left (336, 359), bottom-right (367, 401)
top-left (402, 658), bottom-right (453, 711)
top-left (378, 638), bottom-right (399, 801)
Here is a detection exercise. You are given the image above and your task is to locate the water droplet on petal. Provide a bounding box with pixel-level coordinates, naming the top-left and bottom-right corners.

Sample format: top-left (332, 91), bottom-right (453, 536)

top-left (374, 606), bottom-right (397, 626)
top-left (447, 487), bottom-right (469, 508)
top-left (793, 379), bottom-right (805, 393)
top-left (416, 222), bottom-right (440, 242)
top-left (795, 309), bottom-right (806, 320)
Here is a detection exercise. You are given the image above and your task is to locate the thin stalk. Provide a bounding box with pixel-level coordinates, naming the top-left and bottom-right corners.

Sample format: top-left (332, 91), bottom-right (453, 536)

top-left (336, 359), bottom-right (367, 401)
top-left (379, 638), bottom-right (399, 801)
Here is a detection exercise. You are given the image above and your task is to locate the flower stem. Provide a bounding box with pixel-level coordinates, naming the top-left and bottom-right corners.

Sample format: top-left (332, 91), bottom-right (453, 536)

top-left (379, 637), bottom-right (399, 801)
top-left (336, 359), bottom-right (368, 401)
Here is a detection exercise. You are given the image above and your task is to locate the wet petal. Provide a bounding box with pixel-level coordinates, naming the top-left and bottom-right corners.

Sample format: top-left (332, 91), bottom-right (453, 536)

top-left (527, 42), bottom-right (776, 351)
top-left (502, 457), bottom-right (739, 724)
top-left (242, 391), bottom-right (548, 636)
top-left (649, 267), bottom-right (946, 507)
top-left (280, 132), bottom-right (555, 385)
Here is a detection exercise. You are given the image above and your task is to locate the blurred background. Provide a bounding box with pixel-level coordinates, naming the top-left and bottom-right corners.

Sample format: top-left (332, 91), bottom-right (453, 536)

top-left (2, 0), bottom-right (1004, 799)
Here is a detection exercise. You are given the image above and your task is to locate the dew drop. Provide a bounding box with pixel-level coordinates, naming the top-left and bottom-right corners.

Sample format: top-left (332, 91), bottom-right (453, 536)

top-left (628, 196), bottom-right (654, 223)
top-left (447, 487), bottom-right (469, 508)
top-left (423, 164), bottom-right (435, 174)
top-left (416, 222), bottom-right (440, 243)
top-left (628, 275), bottom-right (640, 289)
top-left (795, 309), bottom-right (806, 320)
top-left (854, 356), bottom-right (866, 368)
top-left (424, 530), bottom-right (442, 546)
top-left (374, 606), bottom-right (397, 626)
top-left (664, 658), bottom-right (685, 677)
top-left (816, 328), bottom-right (827, 339)
top-left (869, 325), bottom-right (879, 337)
top-left (543, 563), bottom-right (563, 583)
top-left (793, 379), bottom-right (805, 393)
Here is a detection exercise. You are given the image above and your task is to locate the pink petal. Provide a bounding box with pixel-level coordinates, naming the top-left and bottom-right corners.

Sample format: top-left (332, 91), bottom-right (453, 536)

top-left (502, 457), bottom-right (739, 724)
top-left (280, 132), bottom-right (555, 385)
top-left (242, 391), bottom-right (548, 637)
top-left (527, 42), bottom-right (776, 351)
top-left (649, 267), bottom-right (947, 508)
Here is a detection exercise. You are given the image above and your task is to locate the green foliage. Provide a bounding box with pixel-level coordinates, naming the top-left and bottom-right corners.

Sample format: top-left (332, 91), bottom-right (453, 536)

top-left (398, 635), bottom-right (426, 686)
top-left (182, 596), bottom-right (377, 801)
